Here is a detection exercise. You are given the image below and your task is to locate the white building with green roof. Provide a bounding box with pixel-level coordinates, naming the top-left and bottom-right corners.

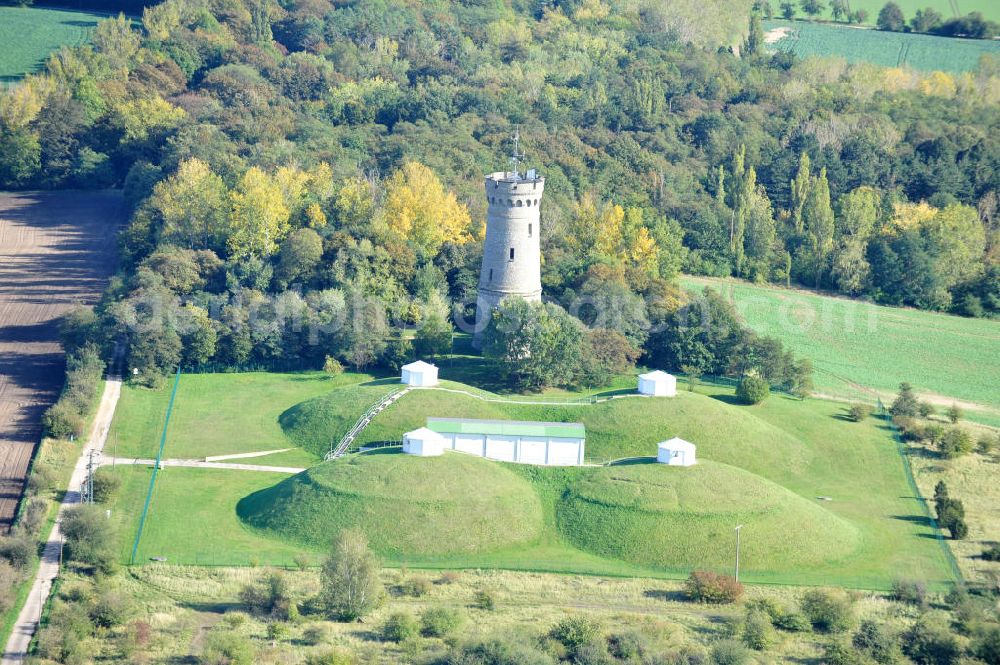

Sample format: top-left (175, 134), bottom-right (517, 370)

top-left (425, 417), bottom-right (585, 466)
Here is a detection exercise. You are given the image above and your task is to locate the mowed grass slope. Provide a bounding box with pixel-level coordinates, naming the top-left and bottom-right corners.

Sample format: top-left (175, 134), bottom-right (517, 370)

top-left (559, 461), bottom-right (860, 570)
top-left (682, 276), bottom-right (1000, 424)
top-left (764, 19), bottom-right (1000, 73)
top-left (239, 452), bottom-right (544, 557)
top-left (0, 7), bottom-right (109, 81)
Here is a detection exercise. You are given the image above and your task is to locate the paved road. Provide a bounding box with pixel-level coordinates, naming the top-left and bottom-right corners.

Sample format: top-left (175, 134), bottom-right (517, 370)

top-left (102, 457), bottom-right (305, 474)
top-left (2, 378), bottom-right (121, 665)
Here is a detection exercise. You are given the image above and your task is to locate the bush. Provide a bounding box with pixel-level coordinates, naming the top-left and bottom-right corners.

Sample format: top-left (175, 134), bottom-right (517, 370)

top-left (239, 572), bottom-right (292, 619)
top-left (91, 468), bottom-right (122, 503)
top-left (823, 640), bottom-right (865, 665)
top-left (550, 616), bottom-right (601, 656)
top-left (736, 376), bottom-right (769, 405)
top-left (607, 631), bottom-right (648, 661)
top-left (323, 355), bottom-right (343, 375)
top-left (741, 609), bottom-right (773, 650)
top-left (420, 607), bottom-right (464, 638)
top-left (918, 402), bottom-right (935, 418)
top-left (450, 638), bottom-right (555, 665)
top-left (853, 619), bottom-right (901, 665)
top-left (890, 382), bottom-right (919, 417)
top-left (800, 589), bottom-right (853, 633)
top-left (301, 623), bottom-right (333, 646)
top-left (91, 592), bottom-right (130, 628)
top-left (382, 612), bottom-right (419, 643)
top-left (200, 631), bottom-right (254, 665)
top-left (305, 648), bottom-right (358, 665)
top-left (685, 571), bottom-right (744, 604)
top-left (27, 461), bottom-right (57, 495)
top-left (977, 434), bottom-right (997, 455)
top-left (848, 403), bottom-right (873, 421)
top-left (401, 575), bottom-right (432, 597)
top-left (61, 504), bottom-right (117, 573)
top-left (438, 571), bottom-right (461, 584)
top-left (0, 535), bottom-right (35, 570)
top-left (939, 428), bottom-right (973, 458)
top-left (972, 625), bottom-right (1000, 665)
top-left (710, 639), bottom-right (750, 665)
top-left (42, 401), bottom-right (86, 439)
top-left (772, 610), bottom-right (811, 632)
top-left (15, 497), bottom-right (49, 537)
top-left (946, 404), bottom-right (962, 423)
top-left (891, 578), bottom-right (927, 607)
top-left (902, 617), bottom-right (961, 665)
top-left (473, 588), bottom-right (497, 611)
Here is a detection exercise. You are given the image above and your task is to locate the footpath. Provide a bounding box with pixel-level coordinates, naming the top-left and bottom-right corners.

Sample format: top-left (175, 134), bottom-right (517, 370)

top-left (2, 379), bottom-right (122, 665)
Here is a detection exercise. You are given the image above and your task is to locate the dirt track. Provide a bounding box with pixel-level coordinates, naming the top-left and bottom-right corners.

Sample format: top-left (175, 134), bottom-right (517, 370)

top-left (0, 190), bottom-right (122, 532)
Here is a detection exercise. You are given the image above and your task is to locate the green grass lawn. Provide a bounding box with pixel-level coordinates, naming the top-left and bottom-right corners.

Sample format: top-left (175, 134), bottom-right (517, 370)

top-left (0, 6), bottom-right (112, 81)
top-left (763, 19), bottom-right (1000, 73)
top-left (682, 276), bottom-right (1000, 425)
top-left (108, 370), bottom-right (957, 589)
top-left (110, 371), bottom-right (375, 465)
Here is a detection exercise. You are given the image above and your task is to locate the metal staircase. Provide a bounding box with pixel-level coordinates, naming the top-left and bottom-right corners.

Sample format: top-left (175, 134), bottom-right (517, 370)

top-left (325, 388), bottom-right (410, 461)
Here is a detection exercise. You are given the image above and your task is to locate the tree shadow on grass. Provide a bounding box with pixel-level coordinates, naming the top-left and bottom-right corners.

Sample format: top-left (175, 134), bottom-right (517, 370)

top-left (643, 589), bottom-right (686, 603)
top-left (891, 514), bottom-right (935, 527)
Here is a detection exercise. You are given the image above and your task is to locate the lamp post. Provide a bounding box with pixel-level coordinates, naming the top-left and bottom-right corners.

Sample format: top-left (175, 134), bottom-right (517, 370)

top-left (734, 524), bottom-right (743, 582)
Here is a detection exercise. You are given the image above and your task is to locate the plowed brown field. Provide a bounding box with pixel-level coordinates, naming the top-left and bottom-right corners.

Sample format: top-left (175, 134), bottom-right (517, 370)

top-left (0, 190), bottom-right (122, 531)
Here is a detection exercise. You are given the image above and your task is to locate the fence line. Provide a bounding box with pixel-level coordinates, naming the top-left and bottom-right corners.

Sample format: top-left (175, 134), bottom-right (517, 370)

top-left (130, 368), bottom-right (181, 565)
top-left (878, 398), bottom-right (964, 584)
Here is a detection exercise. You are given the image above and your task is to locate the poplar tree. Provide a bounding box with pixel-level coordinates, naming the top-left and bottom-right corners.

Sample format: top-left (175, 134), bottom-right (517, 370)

top-left (790, 152), bottom-right (811, 235)
top-left (804, 167), bottom-right (835, 288)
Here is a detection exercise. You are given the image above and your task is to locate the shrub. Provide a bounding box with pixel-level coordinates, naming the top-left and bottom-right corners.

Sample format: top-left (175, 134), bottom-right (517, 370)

top-left (323, 355), bottom-right (343, 375)
top-left (939, 428), bottom-right (973, 458)
top-left (823, 640), bottom-right (865, 665)
top-left (42, 401), bottom-right (86, 439)
top-left (891, 578), bottom-right (927, 607)
top-left (301, 623), bottom-right (332, 646)
top-left (473, 588), bottom-right (497, 611)
top-left (266, 622), bottom-right (289, 643)
top-left (982, 543), bottom-right (1000, 561)
top-left (91, 468), bottom-right (122, 503)
top-left (90, 592), bottom-right (130, 628)
top-left (420, 607), bottom-right (464, 638)
top-left (848, 404), bottom-right (873, 421)
top-left (27, 462), bottom-right (57, 495)
top-left (61, 504), bottom-right (117, 573)
top-left (972, 625), bottom-right (1000, 665)
top-left (401, 575), bottom-right (432, 597)
top-left (736, 376), bottom-right (769, 405)
top-left (977, 434), bottom-right (997, 455)
top-left (800, 589), bottom-right (853, 633)
top-left (890, 382), bottom-right (919, 417)
top-left (772, 610), bottom-right (811, 632)
top-left (0, 536), bottom-right (35, 570)
top-left (710, 639), bottom-right (749, 665)
top-left (685, 571), bottom-right (744, 604)
top-left (451, 638), bottom-right (555, 665)
top-left (294, 553), bottom-right (311, 571)
top-left (200, 631), bottom-right (254, 665)
top-left (607, 631), bottom-right (648, 661)
top-left (437, 571), bottom-right (460, 584)
top-left (741, 609), bottom-right (773, 650)
top-left (305, 648), bottom-right (358, 665)
top-left (382, 612), bottom-right (419, 643)
top-left (918, 402), bottom-right (935, 418)
top-left (902, 617), bottom-right (961, 665)
top-left (550, 616), bottom-right (601, 656)
top-left (946, 404), bottom-right (962, 423)
top-left (239, 572), bottom-right (292, 619)
top-left (15, 497), bottom-right (49, 537)
top-left (0, 561), bottom-right (21, 614)
top-left (853, 619), bottom-right (901, 665)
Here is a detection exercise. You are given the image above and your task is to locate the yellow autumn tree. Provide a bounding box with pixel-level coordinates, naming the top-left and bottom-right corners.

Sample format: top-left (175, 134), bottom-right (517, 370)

top-left (383, 161), bottom-right (472, 254)
top-left (228, 167), bottom-right (291, 260)
top-left (890, 201), bottom-right (938, 232)
top-left (150, 158), bottom-right (229, 249)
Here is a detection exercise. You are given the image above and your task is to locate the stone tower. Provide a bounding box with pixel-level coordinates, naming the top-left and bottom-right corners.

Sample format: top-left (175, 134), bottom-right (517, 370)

top-left (474, 132), bottom-right (545, 343)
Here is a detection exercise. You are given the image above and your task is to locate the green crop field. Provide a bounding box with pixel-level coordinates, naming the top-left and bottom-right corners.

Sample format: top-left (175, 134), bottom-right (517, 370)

top-left (681, 276), bottom-right (1000, 424)
top-left (0, 7), bottom-right (111, 81)
top-left (781, 0), bottom-right (1000, 25)
top-left (108, 370), bottom-right (957, 589)
top-left (764, 19), bottom-right (1000, 72)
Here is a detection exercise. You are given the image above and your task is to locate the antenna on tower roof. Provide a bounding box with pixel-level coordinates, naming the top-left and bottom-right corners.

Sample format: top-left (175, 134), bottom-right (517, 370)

top-left (510, 126), bottom-right (526, 179)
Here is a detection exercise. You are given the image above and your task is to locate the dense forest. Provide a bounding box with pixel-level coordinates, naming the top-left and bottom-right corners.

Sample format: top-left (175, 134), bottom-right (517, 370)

top-left (0, 0), bottom-right (998, 391)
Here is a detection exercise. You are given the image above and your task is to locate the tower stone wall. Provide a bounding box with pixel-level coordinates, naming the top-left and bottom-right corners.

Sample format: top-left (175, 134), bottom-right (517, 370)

top-left (473, 170), bottom-right (545, 342)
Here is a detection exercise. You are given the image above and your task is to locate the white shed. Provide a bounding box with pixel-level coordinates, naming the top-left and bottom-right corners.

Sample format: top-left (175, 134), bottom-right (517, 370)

top-left (638, 370), bottom-right (677, 397)
top-left (402, 427), bottom-right (446, 457)
top-left (657, 437), bottom-right (696, 466)
top-left (401, 360), bottom-right (439, 387)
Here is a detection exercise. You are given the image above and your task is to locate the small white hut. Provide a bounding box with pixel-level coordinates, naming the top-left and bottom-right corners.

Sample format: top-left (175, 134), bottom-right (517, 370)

top-left (400, 360), bottom-right (439, 387)
top-left (657, 437), bottom-right (696, 466)
top-left (638, 370), bottom-right (677, 397)
top-left (402, 427), bottom-right (446, 456)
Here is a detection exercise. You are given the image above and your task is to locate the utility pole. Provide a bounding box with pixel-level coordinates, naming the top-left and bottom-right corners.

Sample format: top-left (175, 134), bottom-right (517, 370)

top-left (734, 524), bottom-right (744, 582)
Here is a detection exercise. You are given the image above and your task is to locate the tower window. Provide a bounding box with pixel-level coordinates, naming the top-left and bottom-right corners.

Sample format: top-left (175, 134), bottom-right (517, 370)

top-left (489, 268), bottom-right (493, 281)
top-left (509, 247), bottom-right (515, 260)
top-left (516, 200), bottom-right (523, 207)
top-left (528, 223), bottom-right (532, 237)
top-left (507, 199), bottom-right (513, 207)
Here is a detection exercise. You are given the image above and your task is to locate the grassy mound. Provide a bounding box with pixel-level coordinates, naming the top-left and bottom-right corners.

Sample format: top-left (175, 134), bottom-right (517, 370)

top-left (558, 461), bottom-right (860, 571)
top-left (279, 382), bottom-right (397, 456)
top-left (238, 451), bottom-right (544, 557)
